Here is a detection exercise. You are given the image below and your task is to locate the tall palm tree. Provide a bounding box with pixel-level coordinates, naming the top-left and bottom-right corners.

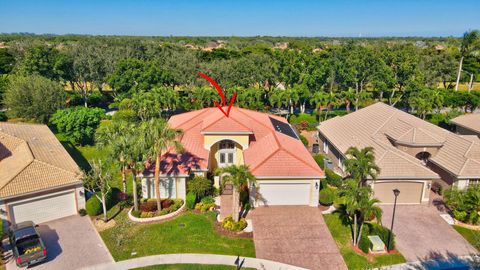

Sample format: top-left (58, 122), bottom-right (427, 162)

top-left (344, 146), bottom-right (380, 187)
top-left (95, 120), bottom-right (129, 193)
top-left (342, 88), bottom-right (356, 113)
top-left (356, 196), bottom-right (382, 246)
top-left (216, 165), bottom-right (256, 222)
top-left (312, 90), bottom-right (340, 121)
top-left (144, 118), bottom-right (183, 213)
top-left (455, 30), bottom-right (480, 91)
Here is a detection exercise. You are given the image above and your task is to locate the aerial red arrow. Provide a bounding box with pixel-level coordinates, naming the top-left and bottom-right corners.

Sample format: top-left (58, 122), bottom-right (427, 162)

top-left (197, 72), bottom-right (236, 117)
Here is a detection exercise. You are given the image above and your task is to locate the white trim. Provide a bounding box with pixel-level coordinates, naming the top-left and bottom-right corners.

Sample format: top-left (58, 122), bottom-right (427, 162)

top-left (0, 182), bottom-right (83, 201)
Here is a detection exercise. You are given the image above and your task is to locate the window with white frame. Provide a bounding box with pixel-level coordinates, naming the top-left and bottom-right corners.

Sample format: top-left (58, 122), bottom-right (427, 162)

top-left (323, 140), bottom-right (329, 154)
top-left (218, 140), bottom-right (236, 166)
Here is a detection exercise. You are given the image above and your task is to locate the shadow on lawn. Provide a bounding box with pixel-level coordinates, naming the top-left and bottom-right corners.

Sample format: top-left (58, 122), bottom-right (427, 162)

top-left (59, 140), bottom-right (91, 171)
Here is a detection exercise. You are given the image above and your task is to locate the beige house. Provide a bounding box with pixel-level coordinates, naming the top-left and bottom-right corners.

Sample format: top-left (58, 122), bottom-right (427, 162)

top-left (317, 103), bottom-right (480, 204)
top-left (451, 113), bottom-right (480, 138)
top-left (0, 123), bottom-right (85, 225)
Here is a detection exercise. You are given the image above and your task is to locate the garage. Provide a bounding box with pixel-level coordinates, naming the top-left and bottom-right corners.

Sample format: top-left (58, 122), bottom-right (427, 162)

top-left (9, 190), bottom-right (77, 224)
top-left (373, 181), bottom-right (424, 204)
top-left (257, 182), bottom-right (311, 206)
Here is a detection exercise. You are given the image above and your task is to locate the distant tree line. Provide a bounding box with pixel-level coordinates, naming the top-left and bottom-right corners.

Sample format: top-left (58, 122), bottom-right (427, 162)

top-left (0, 32), bottom-right (479, 124)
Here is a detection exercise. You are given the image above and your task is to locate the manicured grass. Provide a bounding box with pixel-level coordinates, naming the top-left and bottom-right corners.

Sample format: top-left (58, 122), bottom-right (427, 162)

top-left (134, 264), bottom-right (255, 270)
top-left (100, 211), bottom-right (255, 261)
top-left (323, 212), bottom-right (406, 270)
top-left (453, 225), bottom-right (480, 251)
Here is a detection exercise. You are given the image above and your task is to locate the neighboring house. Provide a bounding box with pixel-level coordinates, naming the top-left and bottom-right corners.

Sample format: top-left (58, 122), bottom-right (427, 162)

top-left (0, 123), bottom-right (85, 225)
top-left (451, 113), bottom-right (480, 138)
top-left (141, 107), bottom-right (324, 207)
top-left (317, 102), bottom-right (480, 204)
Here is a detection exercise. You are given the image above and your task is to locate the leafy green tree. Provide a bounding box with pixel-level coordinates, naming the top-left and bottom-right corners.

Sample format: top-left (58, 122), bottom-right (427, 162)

top-left (83, 160), bottom-right (112, 222)
top-left (4, 75), bottom-right (66, 123)
top-left (216, 165), bottom-right (256, 222)
top-left (344, 146), bottom-right (380, 187)
top-left (108, 58), bottom-right (173, 96)
top-left (0, 48), bottom-right (15, 74)
top-left (455, 30), bottom-right (480, 91)
top-left (51, 107), bottom-right (104, 145)
top-left (408, 88), bottom-right (444, 119)
top-left (18, 45), bottom-right (64, 80)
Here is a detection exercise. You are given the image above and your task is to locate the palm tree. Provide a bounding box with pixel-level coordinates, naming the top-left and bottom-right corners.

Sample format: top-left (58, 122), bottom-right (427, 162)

top-left (344, 146), bottom-right (380, 187)
top-left (455, 30), bottom-right (480, 91)
top-left (342, 88), bottom-right (356, 113)
top-left (144, 118), bottom-right (183, 213)
top-left (312, 90), bottom-right (340, 121)
top-left (95, 121), bottom-right (129, 193)
top-left (356, 196), bottom-right (382, 246)
top-left (216, 165), bottom-right (256, 222)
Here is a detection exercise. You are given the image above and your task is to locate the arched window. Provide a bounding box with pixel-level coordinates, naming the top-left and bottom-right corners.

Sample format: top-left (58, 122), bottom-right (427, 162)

top-left (218, 140), bottom-right (236, 166)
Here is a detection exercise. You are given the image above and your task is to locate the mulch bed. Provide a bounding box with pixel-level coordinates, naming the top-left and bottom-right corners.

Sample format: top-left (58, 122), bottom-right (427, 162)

top-left (350, 242), bottom-right (400, 260)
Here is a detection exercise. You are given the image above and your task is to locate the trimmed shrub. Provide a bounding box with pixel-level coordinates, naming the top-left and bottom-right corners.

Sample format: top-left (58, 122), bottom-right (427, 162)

top-left (78, 209), bottom-right (87, 216)
top-left (222, 215), bottom-right (248, 232)
top-left (431, 182), bottom-right (443, 195)
top-left (289, 113), bottom-right (317, 125)
top-left (201, 196), bottom-right (215, 204)
top-left (368, 223), bottom-right (395, 251)
top-left (187, 176), bottom-right (213, 200)
top-left (358, 230), bottom-right (370, 253)
top-left (195, 202), bottom-right (215, 212)
top-left (139, 201), bottom-right (157, 212)
top-left (186, 192), bottom-right (196, 210)
top-left (161, 198), bottom-right (174, 209)
top-left (0, 111), bottom-right (7, 122)
top-left (85, 196), bottom-right (102, 216)
top-left (325, 169), bottom-right (343, 187)
top-left (319, 188), bottom-right (336, 206)
top-left (313, 154), bottom-right (326, 169)
top-left (299, 135), bottom-right (308, 146)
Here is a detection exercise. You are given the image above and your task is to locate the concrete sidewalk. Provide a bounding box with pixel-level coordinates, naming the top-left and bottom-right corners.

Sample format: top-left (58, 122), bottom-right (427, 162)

top-left (81, 253), bottom-right (308, 270)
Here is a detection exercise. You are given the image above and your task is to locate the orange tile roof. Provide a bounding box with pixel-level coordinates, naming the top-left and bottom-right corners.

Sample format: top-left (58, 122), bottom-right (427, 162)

top-left (161, 107), bottom-right (323, 178)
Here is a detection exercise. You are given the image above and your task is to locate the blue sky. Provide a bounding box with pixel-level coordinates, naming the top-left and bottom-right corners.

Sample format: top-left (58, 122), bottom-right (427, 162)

top-left (0, 0), bottom-right (479, 37)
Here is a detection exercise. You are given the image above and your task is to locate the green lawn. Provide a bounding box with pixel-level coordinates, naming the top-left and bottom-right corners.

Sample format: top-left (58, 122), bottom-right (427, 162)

top-left (323, 212), bottom-right (406, 270)
top-left (100, 211), bottom-right (255, 261)
top-left (134, 264), bottom-right (255, 270)
top-left (453, 225), bottom-right (480, 251)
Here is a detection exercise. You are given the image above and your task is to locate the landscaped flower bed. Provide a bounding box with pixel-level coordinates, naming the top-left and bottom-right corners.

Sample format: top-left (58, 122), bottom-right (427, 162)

top-left (221, 215), bottom-right (247, 232)
top-left (130, 199), bottom-right (184, 219)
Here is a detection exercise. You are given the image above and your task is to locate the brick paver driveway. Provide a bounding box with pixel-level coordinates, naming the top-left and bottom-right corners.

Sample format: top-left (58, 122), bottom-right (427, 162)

top-left (5, 215), bottom-right (113, 270)
top-left (380, 205), bottom-right (478, 262)
top-left (250, 206), bottom-right (347, 270)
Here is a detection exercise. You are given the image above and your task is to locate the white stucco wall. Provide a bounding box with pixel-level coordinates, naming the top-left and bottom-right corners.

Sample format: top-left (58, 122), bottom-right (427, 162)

top-left (141, 176), bottom-right (186, 200)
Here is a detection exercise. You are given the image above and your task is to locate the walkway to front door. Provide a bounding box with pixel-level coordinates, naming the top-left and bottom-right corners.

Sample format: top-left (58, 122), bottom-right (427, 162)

top-left (219, 183), bottom-right (233, 220)
top-left (250, 206), bottom-right (347, 270)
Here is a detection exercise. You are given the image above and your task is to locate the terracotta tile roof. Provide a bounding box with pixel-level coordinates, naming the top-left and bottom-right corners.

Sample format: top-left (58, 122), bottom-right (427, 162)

top-left (163, 107), bottom-right (323, 178)
top-left (0, 123), bottom-right (82, 198)
top-left (451, 113), bottom-right (480, 134)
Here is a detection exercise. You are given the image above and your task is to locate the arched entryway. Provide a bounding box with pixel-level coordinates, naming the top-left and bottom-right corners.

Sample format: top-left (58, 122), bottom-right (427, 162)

top-left (415, 151), bottom-right (431, 165)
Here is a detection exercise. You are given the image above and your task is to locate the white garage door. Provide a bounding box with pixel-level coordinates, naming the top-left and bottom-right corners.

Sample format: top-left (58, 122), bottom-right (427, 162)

top-left (10, 191), bottom-right (77, 224)
top-left (258, 183), bottom-right (310, 206)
